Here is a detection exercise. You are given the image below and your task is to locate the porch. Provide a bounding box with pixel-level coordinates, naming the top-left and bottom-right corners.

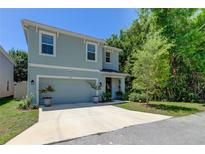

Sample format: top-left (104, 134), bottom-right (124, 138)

top-left (101, 69), bottom-right (127, 100)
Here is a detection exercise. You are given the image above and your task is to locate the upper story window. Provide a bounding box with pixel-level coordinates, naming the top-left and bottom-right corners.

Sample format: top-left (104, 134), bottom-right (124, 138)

top-left (39, 30), bottom-right (56, 57)
top-left (86, 42), bottom-right (97, 62)
top-left (105, 51), bottom-right (111, 63)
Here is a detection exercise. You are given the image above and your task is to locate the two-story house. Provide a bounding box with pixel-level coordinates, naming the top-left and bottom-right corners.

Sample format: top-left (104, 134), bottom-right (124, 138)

top-left (22, 19), bottom-right (128, 105)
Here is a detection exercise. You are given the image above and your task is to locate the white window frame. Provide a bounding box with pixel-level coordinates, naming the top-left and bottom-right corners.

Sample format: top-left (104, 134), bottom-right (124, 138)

top-left (86, 42), bottom-right (97, 62)
top-left (105, 50), bottom-right (112, 64)
top-left (39, 30), bottom-right (56, 57)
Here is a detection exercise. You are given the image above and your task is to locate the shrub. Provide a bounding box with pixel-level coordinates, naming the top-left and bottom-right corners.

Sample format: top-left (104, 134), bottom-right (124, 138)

top-left (101, 92), bottom-right (112, 102)
top-left (24, 95), bottom-right (33, 107)
top-left (122, 91), bottom-right (129, 100)
top-left (116, 91), bottom-right (123, 96)
top-left (129, 93), bottom-right (148, 103)
top-left (18, 95), bottom-right (34, 110)
top-left (31, 105), bottom-right (39, 110)
top-left (18, 102), bottom-right (29, 110)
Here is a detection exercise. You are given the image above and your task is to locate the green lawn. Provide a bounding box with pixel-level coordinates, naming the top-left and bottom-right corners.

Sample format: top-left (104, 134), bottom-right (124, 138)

top-left (115, 101), bottom-right (205, 116)
top-left (0, 98), bottom-right (38, 144)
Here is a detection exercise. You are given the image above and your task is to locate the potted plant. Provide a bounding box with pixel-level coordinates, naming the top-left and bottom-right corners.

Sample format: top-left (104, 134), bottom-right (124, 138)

top-left (87, 81), bottom-right (102, 103)
top-left (102, 91), bottom-right (112, 102)
top-left (39, 85), bottom-right (55, 107)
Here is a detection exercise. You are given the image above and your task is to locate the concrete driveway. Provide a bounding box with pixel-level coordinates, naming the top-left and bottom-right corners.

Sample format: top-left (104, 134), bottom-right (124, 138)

top-left (56, 112), bottom-right (205, 145)
top-left (7, 103), bottom-right (170, 145)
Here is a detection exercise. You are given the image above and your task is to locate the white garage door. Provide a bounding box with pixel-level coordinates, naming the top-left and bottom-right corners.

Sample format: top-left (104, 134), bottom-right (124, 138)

top-left (39, 78), bottom-right (96, 105)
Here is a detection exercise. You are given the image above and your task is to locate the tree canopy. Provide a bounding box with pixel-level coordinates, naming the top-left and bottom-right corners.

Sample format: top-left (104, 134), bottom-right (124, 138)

top-left (9, 49), bottom-right (28, 82)
top-left (106, 8), bottom-right (205, 102)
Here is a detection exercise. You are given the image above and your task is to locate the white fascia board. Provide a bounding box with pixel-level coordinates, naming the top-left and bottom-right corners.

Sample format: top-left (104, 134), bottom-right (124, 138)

top-left (100, 71), bottom-right (129, 77)
top-left (29, 63), bottom-right (100, 72)
top-left (103, 45), bottom-right (123, 52)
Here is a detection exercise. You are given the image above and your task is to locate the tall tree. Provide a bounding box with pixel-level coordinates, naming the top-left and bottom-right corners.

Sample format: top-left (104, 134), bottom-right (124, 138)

top-left (132, 27), bottom-right (172, 100)
top-left (107, 9), bottom-right (152, 73)
top-left (9, 49), bottom-right (28, 82)
top-left (152, 8), bottom-right (205, 102)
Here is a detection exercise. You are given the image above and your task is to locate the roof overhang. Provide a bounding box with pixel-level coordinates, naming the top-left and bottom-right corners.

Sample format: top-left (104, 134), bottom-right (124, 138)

top-left (103, 45), bottom-right (123, 52)
top-left (0, 45), bottom-right (15, 65)
top-left (100, 71), bottom-right (129, 77)
top-left (21, 19), bottom-right (106, 45)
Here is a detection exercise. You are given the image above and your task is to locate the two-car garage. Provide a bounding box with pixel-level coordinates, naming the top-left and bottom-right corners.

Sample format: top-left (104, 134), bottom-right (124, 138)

top-left (38, 76), bottom-right (97, 105)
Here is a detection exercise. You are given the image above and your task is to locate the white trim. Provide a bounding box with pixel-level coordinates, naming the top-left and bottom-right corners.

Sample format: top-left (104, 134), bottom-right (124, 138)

top-left (39, 30), bottom-right (56, 57)
top-left (36, 76), bottom-right (39, 105)
top-left (29, 63), bottom-right (100, 72)
top-left (36, 75), bottom-right (98, 105)
top-left (29, 63), bottom-right (128, 76)
top-left (104, 75), bottom-right (125, 79)
top-left (86, 41), bottom-right (97, 62)
top-left (100, 71), bottom-right (129, 77)
top-left (103, 45), bottom-right (122, 52)
top-left (27, 30), bottom-right (30, 96)
top-left (105, 62), bottom-right (112, 64)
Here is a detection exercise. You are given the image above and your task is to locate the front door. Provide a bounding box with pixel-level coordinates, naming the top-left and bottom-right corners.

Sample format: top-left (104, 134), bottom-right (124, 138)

top-left (106, 77), bottom-right (112, 96)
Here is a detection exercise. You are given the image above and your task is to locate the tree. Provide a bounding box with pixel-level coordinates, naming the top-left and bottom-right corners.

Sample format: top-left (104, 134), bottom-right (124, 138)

top-left (9, 49), bottom-right (28, 82)
top-left (132, 28), bottom-right (172, 100)
top-left (152, 8), bottom-right (205, 102)
top-left (107, 9), bottom-right (153, 74)
top-left (106, 9), bottom-right (153, 91)
top-left (106, 8), bottom-right (205, 102)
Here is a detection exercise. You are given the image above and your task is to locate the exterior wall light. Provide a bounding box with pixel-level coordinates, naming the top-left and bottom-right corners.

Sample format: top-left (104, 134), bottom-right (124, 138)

top-left (31, 80), bottom-right (35, 85)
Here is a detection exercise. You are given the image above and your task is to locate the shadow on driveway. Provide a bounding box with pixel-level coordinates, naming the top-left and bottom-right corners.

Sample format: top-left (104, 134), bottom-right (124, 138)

top-left (41, 100), bottom-right (127, 111)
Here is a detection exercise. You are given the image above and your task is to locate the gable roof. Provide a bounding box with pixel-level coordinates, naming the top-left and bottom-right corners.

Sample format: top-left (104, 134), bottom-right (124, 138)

top-left (0, 45), bottom-right (14, 65)
top-left (21, 19), bottom-right (122, 52)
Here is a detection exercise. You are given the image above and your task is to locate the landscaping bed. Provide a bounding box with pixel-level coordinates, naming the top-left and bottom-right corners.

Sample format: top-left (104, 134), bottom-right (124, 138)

top-left (115, 101), bottom-right (205, 116)
top-left (0, 98), bottom-right (38, 144)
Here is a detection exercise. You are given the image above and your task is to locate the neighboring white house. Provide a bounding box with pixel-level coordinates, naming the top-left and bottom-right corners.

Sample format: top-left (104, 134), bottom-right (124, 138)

top-left (0, 45), bottom-right (14, 98)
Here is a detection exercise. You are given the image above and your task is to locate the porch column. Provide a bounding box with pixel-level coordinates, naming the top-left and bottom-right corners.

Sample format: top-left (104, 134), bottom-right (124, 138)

top-left (120, 77), bottom-right (125, 93)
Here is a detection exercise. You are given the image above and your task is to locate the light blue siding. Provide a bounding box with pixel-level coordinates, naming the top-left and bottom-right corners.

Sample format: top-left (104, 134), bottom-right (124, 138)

top-left (28, 66), bottom-right (106, 104)
top-left (102, 50), bottom-right (119, 71)
top-left (28, 26), bottom-right (103, 70)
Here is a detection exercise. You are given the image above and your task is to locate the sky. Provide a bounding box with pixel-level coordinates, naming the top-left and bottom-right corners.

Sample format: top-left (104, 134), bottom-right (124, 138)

top-left (0, 9), bottom-right (137, 52)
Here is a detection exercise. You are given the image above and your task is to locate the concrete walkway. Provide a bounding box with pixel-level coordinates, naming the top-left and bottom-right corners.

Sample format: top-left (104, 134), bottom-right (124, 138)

top-left (7, 104), bottom-right (170, 145)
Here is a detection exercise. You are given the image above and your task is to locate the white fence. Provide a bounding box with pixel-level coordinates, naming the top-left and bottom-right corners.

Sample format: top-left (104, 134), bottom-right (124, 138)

top-left (14, 81), bottom-right (27, 99)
